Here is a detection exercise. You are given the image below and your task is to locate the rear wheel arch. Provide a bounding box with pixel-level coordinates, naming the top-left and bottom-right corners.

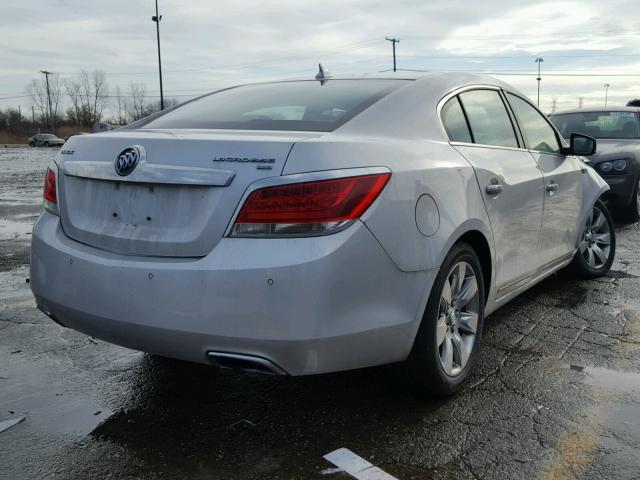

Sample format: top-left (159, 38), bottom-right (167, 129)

top-left (456, 230), bottom-right (492, 304)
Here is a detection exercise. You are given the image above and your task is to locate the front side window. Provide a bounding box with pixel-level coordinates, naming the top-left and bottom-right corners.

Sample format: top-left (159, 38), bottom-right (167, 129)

top-left (507, 93), bottom-right (561, 154)
top-left (458, 90), bottom-right (518, 148)
top-left (141, 79), bottom-right (410, 132)
top-left (549, 111), bottom-right (640, 140)
top-left (441, 97), bottom-right (472, 143)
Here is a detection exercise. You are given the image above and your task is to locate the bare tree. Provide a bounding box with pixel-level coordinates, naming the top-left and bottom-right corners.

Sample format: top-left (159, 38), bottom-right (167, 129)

top-left (26, 75), bottom-right (62, 127)
top-left (63, 70), bottom-right (109, 127)
top-left (25, 78), bottom-right (48, 124)
top-left (112, 86), bottom-right (128, 125)
top-left (126, 82), bottom-right (148, 121)
top-left (48, 73), bottom-right (63, 125)
top-left (64, 76), bottom-right (84, 126)
top-left (120, 83), bottom-right (179, 123)
top-left (88, 70), bottom-right (109, 125)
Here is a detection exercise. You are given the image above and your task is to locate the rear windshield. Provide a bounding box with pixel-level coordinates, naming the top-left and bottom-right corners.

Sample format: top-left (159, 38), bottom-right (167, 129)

top-left (141, 80), bottom-right (410, 132)
top-left (550, 111), bottom-right (640, 139)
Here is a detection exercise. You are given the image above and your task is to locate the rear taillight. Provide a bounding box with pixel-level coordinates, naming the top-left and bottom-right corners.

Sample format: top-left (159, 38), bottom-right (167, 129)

top-left (231, 172), bottom-right (390, 236)
top-left (43, 167), bottom-right (59, 215)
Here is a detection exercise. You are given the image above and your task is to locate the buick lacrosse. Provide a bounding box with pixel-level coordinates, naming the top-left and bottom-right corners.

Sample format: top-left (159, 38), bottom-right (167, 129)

top-left (31, 72), bottom-right (615, 395)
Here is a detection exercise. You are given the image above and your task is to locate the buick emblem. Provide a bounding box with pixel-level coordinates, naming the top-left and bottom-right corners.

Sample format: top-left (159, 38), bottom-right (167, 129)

top-left (115, 145), bottom-right (144, 176)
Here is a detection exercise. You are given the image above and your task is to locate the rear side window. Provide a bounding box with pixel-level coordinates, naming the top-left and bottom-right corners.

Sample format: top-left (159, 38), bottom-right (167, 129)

top-left (441, 97), bottom-right (472, 143)
top-left (141, 80), bottom-right (410, 132)
top-left (507, 93), bottom-right (561, 154)
top-left (459, 90), bottom-right (518, 148)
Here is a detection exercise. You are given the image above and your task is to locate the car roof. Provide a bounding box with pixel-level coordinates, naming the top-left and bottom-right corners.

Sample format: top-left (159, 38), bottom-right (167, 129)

top-left (218, 71), bottom-right (521, 96)
top-left (268, 71), bottom-right (517, 88)
top-left (551, 106), bottom-right (640, 116)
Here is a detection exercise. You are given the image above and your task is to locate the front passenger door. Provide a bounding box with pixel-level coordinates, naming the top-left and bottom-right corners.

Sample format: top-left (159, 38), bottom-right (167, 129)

top-left (506, 93), bottom-right (582, 267)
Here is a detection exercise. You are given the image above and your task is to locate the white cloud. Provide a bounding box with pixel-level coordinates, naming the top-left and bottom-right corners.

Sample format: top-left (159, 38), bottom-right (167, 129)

top-left (1, 0), bottom-right (639, 116)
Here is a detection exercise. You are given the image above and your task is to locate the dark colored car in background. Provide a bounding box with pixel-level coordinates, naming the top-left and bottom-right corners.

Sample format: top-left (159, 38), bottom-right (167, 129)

top-left (550, 108), bottom-right (640, 219)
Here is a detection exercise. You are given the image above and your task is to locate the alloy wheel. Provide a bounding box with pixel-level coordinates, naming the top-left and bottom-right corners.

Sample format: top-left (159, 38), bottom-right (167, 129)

top-left (437, 261), bottom-right (480, 377)
top-left (579, 205), bottom-right (612, 268)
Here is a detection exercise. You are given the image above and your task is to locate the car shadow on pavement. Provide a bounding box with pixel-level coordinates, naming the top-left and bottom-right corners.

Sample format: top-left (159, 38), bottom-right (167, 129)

top-left (89, 354), bottom-right (442, 478)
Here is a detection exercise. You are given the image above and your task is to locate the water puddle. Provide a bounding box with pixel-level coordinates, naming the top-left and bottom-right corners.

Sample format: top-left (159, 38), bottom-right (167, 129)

top-left (0, 361), bottom-right (113, 437)
top-left (583, 366), bottom-right (640, 396)
top-left (0, 217), bottom-right (36, 241)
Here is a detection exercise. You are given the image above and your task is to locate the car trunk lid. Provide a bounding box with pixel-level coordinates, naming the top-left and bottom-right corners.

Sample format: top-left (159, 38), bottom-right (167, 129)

top-left (57, 130), bottom-right (318, 257)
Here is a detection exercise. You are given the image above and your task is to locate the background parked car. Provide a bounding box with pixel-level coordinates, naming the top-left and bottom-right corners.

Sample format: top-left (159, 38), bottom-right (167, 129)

top-left (550, 108), bottom-right (640, 220)
top-left (28, 133), bottom-right (65, 147)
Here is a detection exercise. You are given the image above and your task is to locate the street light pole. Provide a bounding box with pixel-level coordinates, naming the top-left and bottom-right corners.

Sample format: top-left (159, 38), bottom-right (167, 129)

top-left (604, 83), bottom-right (610, 107)
top-left (152, 0), bottom-right (164, 110)
top-left (385, 37), bottom-right (400, 72)
top-left (535, 57), bottom-right (543, 107)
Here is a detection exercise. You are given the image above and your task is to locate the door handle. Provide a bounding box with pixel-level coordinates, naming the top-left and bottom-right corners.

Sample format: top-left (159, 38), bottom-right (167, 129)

top-left (486, 184), bottom-right (504, 195)
top-left (546, 183), bottom-right (559, 192)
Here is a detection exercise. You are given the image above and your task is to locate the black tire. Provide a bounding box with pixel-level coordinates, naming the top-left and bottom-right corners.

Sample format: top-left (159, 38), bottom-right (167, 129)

top-left (404, 242), bottom-right (485, 397)
top-left (44, 142), bottom-right (50, 147)
top-left (622, 177), bottom-right (640, 221)
top-left (570, 199), bottom-right (616, 278)
top-left (29, 142), bottom-right (35, 147)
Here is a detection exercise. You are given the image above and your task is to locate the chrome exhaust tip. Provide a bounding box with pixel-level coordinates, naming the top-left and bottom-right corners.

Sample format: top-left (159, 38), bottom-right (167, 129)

top-left (207, 352), bottom-right (287, 376)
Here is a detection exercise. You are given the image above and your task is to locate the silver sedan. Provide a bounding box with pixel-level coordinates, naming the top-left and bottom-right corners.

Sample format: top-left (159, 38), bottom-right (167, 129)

top-left (30, 72), bottom-right (615, 396)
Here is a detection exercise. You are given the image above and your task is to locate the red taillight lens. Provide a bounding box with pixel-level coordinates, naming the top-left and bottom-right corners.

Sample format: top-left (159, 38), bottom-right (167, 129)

top-left (44, 168), bottom-right (57, 203)
top-left (232, 173), bottom-right (390, 236)
top-left (43, 167), bottom-right (59, 215)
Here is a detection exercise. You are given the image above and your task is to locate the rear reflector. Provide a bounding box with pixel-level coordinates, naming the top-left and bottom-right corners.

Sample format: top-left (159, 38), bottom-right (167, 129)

top-left (232, 173), bottom-right (390, 236)
top-left (43, 167), bottom-right (59, 215)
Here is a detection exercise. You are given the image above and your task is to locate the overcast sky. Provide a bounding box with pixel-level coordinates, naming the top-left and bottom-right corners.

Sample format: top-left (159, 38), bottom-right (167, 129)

top-left (1, 0), bottom-right (640, 117)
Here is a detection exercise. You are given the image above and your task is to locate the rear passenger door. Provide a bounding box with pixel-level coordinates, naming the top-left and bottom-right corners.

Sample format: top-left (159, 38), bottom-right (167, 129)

top-left (442, 88), bottom-right (545, 295)
top-left (505, 93), bottom-right (582, 267)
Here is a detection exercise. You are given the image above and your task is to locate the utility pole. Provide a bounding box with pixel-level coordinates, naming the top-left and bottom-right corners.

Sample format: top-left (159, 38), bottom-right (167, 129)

top-left (535, 57), bottom-right (543, 107)
top-left (31, 105), bottom-right (35, 125)
top-left (39, 70), bottom-right (54, 131)
top-left (604, 83), bottom-right (610, 106)
top-left (551, 97), bottom-right (557, 114)
top-left (578, 97), bottom-right (584, 108)
top-left (385, 37), bottom-right (400, 72)
top-left (152, 0), bottom-right (164, 110)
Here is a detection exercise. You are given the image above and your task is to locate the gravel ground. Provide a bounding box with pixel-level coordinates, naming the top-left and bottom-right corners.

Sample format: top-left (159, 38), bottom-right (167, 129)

top-left (1, 147), bottom-right (639, 480)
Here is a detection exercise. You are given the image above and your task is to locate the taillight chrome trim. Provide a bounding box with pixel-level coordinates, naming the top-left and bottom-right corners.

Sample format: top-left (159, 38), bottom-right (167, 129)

top-left (226, 167), bottom-right (391, 238)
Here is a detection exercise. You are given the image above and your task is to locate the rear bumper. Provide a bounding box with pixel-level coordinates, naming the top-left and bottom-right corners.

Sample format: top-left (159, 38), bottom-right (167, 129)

top-left (30, 213), bottom-right (434, 375)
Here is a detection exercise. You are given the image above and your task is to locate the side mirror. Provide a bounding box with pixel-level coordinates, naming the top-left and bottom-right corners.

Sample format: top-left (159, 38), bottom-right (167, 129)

top-left (565, 133), bottom-right (596, 156)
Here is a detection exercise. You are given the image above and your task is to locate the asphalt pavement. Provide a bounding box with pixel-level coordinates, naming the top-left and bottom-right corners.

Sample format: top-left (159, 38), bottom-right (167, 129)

top-left (1, 147), bottom-right (639, 479)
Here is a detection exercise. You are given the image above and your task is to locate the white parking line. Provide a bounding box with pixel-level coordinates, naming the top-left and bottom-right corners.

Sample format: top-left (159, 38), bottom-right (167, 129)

top-left (323, 448), bottom-right (398, 480)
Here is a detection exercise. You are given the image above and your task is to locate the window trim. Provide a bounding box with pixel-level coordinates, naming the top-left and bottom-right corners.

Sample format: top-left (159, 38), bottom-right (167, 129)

top-left (503, 91), bottom-right (565, 157)
top-left (437, 85), bottom-right (524, 151)
top-left (441, 95), bottom-right (475, 143)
